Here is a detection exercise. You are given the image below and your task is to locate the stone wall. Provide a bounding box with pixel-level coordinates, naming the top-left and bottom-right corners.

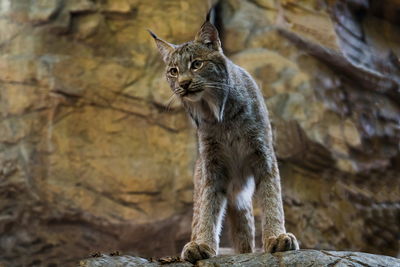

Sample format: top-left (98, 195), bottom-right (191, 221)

top-left (0, 0), bottom-right (399, 266)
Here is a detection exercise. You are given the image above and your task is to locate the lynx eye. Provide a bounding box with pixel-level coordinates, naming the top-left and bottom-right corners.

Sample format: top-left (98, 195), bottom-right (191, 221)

top-left (168, 67), bottom-right (178, 77)
top-left (191, 60), bottom-right (203, 71)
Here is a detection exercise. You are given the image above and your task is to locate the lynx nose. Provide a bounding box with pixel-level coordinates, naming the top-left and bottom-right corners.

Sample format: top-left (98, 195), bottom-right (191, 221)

top-left (179, 80), bottom-right (192, 90)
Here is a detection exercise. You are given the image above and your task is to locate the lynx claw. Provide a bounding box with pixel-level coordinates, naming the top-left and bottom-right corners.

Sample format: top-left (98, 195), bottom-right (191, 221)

top-left (265, 233), bottom-right (299, 253)
top-left (181, 241), bottom-right (215, 263)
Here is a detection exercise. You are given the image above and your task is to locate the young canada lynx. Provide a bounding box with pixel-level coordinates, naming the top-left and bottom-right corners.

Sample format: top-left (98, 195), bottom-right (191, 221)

top-left (149, 13), bottom-right (299, 263)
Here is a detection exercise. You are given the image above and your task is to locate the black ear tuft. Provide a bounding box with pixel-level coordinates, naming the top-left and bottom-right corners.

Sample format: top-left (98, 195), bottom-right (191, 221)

top-left (206, 9), bottom-right (212, 22)
top-left (147, 29), bottom-right (158, 40)
top-left (195, 7), bottom-right (221, 50)
top-left (148, 29), bottom-right (176, 63)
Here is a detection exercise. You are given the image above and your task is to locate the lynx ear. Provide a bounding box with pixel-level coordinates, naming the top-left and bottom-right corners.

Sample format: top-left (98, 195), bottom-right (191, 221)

top-left (195, 11), bottom-right (221, 51)
top-left (148, 30), bottom-right (175, 62)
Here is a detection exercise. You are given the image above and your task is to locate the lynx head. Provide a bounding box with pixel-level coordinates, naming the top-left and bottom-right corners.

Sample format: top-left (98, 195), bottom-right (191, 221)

top-left (149, 14), bottom-right (229, 105)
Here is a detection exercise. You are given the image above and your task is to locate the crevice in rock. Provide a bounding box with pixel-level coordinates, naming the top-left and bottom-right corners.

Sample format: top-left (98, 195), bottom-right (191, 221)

top-left (278, 28), bottom-right (400, 102)
top-left (321, 250), bottom-right (372, 267)
top-left (80, 183), bottom-right (147, 214)
top-left (86, 102), bottom-right (182, 133)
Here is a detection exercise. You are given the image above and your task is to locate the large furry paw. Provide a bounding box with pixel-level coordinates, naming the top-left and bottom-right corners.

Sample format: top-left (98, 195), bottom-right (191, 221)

top-left (264, 233), bottom-right (299, 253)
top-left (181, 241), bottom-right (216, 263)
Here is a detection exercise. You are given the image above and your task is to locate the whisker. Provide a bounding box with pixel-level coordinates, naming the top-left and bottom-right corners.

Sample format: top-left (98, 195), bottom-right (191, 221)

top-left (165, 93), bottom-right (177, 112)
top-left (176, 89), bottom-right (185, 95)
top-left (196, 84), bottom-right (222, 90)
top-left (202, 85), bottom-right (226, 90)
top-left (202, 82), bottom-right (235, 89)
top-left (190, 85), bottom-right (203, 90)
top-left (166, 97), bottom-right (177, 112)
top-left (173, 87), bottom-right (185, 95)
top-left (168, 91), bottom-right (176, 99)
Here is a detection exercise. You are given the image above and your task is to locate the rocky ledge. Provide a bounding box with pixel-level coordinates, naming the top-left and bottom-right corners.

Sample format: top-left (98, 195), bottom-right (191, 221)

top-left (79, 249), bottom-right (400, 267)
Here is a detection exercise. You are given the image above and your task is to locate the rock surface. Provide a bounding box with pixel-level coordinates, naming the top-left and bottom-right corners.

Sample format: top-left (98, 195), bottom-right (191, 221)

top-left (79, 250), bottom-right (400, 267)
top-left (1, 0), bottom-right (400, 266)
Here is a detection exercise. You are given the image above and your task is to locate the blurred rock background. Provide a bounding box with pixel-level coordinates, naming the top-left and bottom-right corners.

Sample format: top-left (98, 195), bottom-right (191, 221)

top-left (0, 0), bottom-right (399, 266)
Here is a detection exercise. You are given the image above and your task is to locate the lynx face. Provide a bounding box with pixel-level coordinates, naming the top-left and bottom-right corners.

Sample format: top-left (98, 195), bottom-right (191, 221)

top-left (149, 21), bottom-right (228, 103)
top-left (166, 43), bottom-right (227, 102)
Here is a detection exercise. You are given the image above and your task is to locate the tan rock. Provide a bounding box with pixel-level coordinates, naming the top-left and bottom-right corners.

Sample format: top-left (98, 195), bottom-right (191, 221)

top-left (29, 0), bottom-right (61, 25)
top-left (0, 55), bottom-right (37, 83)
top-left (66, 0), bottom-right (97, 13)
top-left (104, 0), bottom-right (132, 14)
top-left (328, 123), bottom-right (349, 156)
top-left (336, 158), bottom-right (356, 173)
top-left (0, 84), bottom-right (38, 115)
top-left (343, 119), bottom-right (361, 147)
top-left (1, 1), bottom-right (399, 266)
top-left (0, 18), bottom-right (21, 45)
top-left (73, 13), bottom-right (102, 40)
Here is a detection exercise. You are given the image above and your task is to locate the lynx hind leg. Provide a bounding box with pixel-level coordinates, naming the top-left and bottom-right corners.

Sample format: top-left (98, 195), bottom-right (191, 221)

top-left (227, 202), bottom-right (255, 254)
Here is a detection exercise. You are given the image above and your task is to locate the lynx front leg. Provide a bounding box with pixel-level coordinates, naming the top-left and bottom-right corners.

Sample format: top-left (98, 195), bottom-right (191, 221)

top-left (182, 185), bottom-right (226, 263)
top-left (255, 153), bottom-right (299, 253)
top-left (190, 159), bottom-right (202, 242)
top-left (181, 158), bottom-right (227, 263)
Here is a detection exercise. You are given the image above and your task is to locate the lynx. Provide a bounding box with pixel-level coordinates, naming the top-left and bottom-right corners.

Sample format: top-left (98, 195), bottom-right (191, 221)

top-left (149, 13), bottom-right (299, 263)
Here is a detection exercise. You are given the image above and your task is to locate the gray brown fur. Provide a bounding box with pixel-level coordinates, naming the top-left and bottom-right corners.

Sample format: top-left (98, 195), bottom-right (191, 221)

top-left (149, 16), bottom-right (299, 263)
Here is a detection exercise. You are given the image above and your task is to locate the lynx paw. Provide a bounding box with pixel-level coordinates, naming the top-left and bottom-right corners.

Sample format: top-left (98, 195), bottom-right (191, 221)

top-left (265, 233), bottom-right (299, 253)
top-left (181, 241), bottom-right (215, 263)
